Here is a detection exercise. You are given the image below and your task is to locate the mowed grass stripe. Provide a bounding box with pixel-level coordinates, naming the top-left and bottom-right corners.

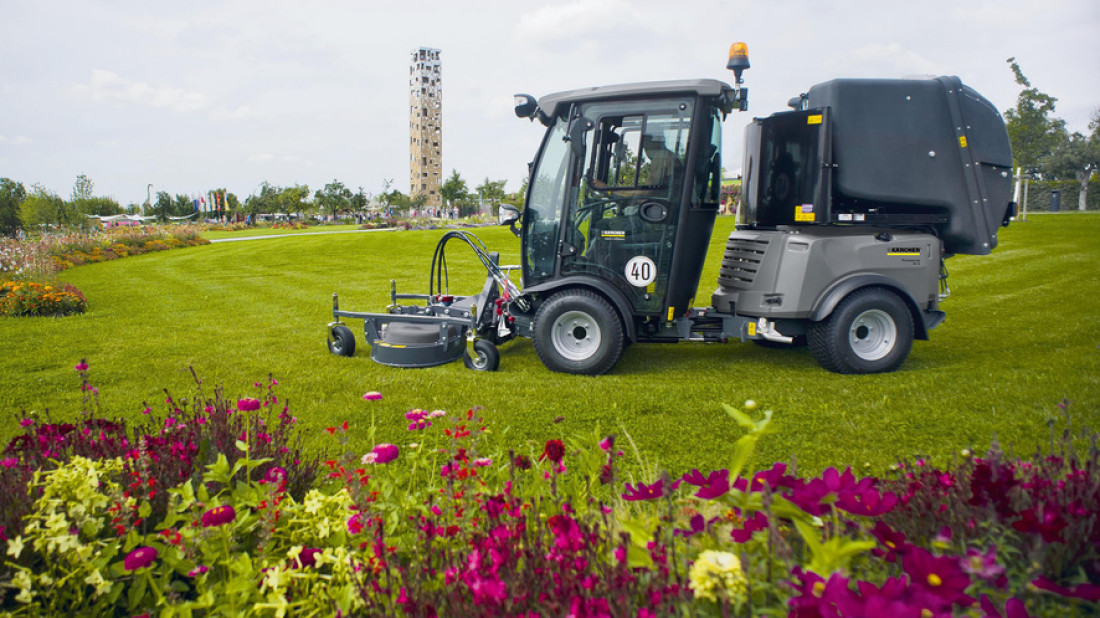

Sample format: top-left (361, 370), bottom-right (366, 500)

top-left (0, 215), bottom-right (1096, 476)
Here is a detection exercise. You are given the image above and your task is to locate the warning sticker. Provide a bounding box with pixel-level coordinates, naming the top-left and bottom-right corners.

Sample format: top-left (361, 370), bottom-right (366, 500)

top-left (794, 204), bottom-right (815, 222)
top-left (624, 256), bottom-right (657, 288)
top-left (959, 135), bottom-right (968, 148)
top-left (807, 114), bottom-right (823, 125)
top-left (600, 230), bottom-right (625, 240)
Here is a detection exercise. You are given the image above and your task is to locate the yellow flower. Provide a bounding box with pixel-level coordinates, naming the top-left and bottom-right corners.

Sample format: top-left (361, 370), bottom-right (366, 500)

top-left (6, 535), bottom-right (25, 559)
top-left (689, 550), bottom-right (748, 602)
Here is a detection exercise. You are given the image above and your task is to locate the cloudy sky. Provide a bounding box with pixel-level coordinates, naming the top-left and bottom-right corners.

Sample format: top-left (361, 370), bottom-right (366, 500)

top-left (2, 0), bottom-right (1097, 206)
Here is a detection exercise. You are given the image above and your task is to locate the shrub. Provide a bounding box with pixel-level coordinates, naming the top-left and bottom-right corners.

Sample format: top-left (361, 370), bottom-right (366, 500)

top-left (0, 280), bottom-right (86, 317)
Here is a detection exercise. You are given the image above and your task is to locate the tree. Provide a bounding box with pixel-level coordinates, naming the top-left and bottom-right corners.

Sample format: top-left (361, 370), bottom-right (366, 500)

top-left (1, 178), bottom-right (26, 236)
top-left (314, 179), bottom-right (353, 219)
top-left (277, 184), bottom-right (310, 217)
top-left (1003, 57), bottom-right (1067, 173)
top-left (245, 182), bottom-right (280, 217)
top-left (154, 191), bottom-right (174, 221)
top-left (19, 185), bottom-right (70, 230)
top-left (439, 170), bottom-right (468, 207)
top-left (1044, 108), bottom-right (1100, 210)
top-left (351, 186), bottom-right (371, 211)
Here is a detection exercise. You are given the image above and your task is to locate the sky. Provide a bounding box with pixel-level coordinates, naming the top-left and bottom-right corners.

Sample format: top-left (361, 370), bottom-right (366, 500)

top-left (1, 0), bottom-right (1097, 207)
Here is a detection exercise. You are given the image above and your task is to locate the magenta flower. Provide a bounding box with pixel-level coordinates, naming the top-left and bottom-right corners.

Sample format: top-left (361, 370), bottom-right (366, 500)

top-left (1030, 577), bottom-right (1100, 602)
top-left (1012, 506), bottom-right (1068, 543)
top-left (835, 485), bottom-right (898, 516)
top-left (680, 468), bottom-right (730, 500)
top-left (902, 546), bottom-right (975, 609)
top-left (598, 435), bottom-right (614, 451)
top-left (295, 547), bottom-right (322, 568)
top-left (871, 521), bottom-right (909, 562)
top-left (188, 565), bottom-right (209, 577)
top-left (362, 391), bottom-right (383, 401)
top-left (980, 595), bottom-right (1030, 618)
top-left (123, 546), bottom-right (158, 571)
top-left (201, 505), bottom-right (236, 528)
top-left (236, 398), bottom-right (261, 412)
top-left (74, 361), bottom-right (88, 371)
top-left (370, 443), bottom-right (399, 464)
top-left (1, 457), bottom-right (17, 468)
top-left (962, 546), bottom-right (1005, 584)
top-left (622, 479), bottom-right (664, 501)
top-left (18, 418), bottom-right (33, 428)
top-left (787, 567), bottom-right (852, 616)
top-left (541, 439), bottom-right (565, 464)
top-left (673, 513), bottom-right (720, 538)
top-left (730, 510), bottom-right (768, 543)
top-left (347, 513), bottom-right (364, 534)
top-left (263, 466), bottom-right (288, 486)
top-left (405, 409), bottom-right (432, 431)
top-left (473, 457), bottom-right (492, 467)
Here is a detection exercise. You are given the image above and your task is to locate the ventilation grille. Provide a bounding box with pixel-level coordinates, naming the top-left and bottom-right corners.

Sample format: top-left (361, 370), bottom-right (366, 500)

top-left (717, 237), bottom-right (771, 290)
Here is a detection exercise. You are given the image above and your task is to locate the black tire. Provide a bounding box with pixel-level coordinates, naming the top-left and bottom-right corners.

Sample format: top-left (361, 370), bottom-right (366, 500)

top-left (533, 290), bottom-right (624, 375)
top-left (328, 325), bottom-right (356, 357)
top-left (463, 339), bottom-right (500, 371)
top-left (807, 288), bottom-right (914, 374)
top-left (753, 335), bottom-right (807, 349)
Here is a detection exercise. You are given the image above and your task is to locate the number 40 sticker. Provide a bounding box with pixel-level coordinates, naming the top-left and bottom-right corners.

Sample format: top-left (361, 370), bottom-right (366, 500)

top-left (625, 256), bottom-right (657, 288)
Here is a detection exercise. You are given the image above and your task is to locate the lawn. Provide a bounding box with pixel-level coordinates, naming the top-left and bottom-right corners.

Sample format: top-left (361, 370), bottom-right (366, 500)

top-left (1, 214), bottom-right (1097, 476)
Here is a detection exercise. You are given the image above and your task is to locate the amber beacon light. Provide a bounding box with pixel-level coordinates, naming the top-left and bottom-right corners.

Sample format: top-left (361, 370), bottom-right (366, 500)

top-left (727, 42), bottom-right (750, 84)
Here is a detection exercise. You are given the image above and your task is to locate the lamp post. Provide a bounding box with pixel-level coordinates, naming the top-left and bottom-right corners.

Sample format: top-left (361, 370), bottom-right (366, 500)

top-left (145, 184), bottom-right (153, 216)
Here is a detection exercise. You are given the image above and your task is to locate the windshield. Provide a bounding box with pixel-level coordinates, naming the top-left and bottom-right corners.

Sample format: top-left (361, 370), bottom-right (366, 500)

top-left (523, 118), bottom-right (572, 284)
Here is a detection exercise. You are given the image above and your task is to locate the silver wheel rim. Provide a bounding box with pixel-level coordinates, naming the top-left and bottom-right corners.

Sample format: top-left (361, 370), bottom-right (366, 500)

top-left (849, 309), bottom-right (896, 361)
top-left (471, 350), bottom-right (488, 369)
top-left (551, 310), bottom-right (601, 362)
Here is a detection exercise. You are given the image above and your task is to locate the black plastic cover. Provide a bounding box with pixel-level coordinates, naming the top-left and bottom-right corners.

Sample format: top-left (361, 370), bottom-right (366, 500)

top-left (742, 76), bottom-right (1013, 255)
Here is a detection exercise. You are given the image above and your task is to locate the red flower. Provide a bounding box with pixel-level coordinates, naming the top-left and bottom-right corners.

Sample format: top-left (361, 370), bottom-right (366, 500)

top-left (541, 439), bottom-right (565, 464)
top-left (201, 505), bottom-right (236, 528)
top-left (295, 547), bottom-right (322, 568)
top-left (1012, 506), bottom-right (1068, 543)
top-left (513, 454), bottom-right (532, 470)
top-left (123, 546), bottom-right (158, 571)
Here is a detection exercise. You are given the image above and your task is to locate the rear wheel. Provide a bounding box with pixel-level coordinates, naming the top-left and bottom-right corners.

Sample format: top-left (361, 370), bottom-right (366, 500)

top-left (463, 339), bottom-right (500, 371)
top-left (808, 288), bottom-right (913, 374)
top-left (328, 325), bottom-right (356, 357)
top-left (533, 290), bottom-right (624, 375)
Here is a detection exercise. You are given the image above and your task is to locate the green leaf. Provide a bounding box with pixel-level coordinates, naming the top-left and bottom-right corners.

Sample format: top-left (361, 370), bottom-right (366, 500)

top-left (138, 500), bottom-right (152, 519)
top-left (722, 403), bottom-right (757, 430)
top-left (620, 519), bottom-right (656, 570)
top-left (235, 439), bottom-right (249, 453)
top-left (729, 433), bottom-right (758, 480)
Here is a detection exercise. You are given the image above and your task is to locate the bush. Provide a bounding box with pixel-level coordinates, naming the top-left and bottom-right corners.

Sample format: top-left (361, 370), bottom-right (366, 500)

top-left (0, 280), bottom-right (86, 317)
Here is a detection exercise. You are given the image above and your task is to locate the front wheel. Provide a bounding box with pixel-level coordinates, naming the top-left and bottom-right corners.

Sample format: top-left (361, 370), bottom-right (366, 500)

top-left (328, 324), bottom-right (356, 357)
top-left (533, 290), bottom-right (624, 375)
top-left (463, 339), bottom-right (500, 371)
top-left (808, 288), bottom-right (914, 374)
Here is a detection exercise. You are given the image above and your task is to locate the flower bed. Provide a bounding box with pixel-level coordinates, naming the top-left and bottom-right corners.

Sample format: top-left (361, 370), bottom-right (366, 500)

top-left (0, 227), bottom-right (209, 317)
top-left (0, 280), bottom-right (86, 317)
top-left (0, 364), bottom-right (1096, 616)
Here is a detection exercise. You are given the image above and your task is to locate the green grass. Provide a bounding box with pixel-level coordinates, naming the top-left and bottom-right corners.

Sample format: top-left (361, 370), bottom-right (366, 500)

top-left (202, 224), bottom-right (363, 240)
top-left (2, 214), bottom-right (1097, 477)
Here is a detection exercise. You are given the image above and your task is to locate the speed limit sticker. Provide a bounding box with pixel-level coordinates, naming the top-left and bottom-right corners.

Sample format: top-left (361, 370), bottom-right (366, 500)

top-left (624, 256), bottom-right (657, 287)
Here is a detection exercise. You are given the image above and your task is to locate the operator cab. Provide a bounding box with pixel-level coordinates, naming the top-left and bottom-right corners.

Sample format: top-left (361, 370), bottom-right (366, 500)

top-left (514, 80), bottom-right (741, 325)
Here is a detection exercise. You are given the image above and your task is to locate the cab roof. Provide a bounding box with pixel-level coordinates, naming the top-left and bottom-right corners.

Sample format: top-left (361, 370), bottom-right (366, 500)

top-left (536, 79), bottom-right (734, 119)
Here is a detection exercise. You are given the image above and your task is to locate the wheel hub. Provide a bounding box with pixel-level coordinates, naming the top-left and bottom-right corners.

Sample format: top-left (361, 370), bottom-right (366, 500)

top-left (551, 310), bottom-right (601, 361)
top-left (849, 309), bottom-right (896, 361)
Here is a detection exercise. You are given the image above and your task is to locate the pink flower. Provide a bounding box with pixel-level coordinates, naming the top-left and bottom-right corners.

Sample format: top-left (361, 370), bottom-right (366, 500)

top-left (598, 435), bottom-right (614, 451)
top-left (730, 510), bottom-right (769, 542)
top-left (236, 398), bottom-right (261, 412)
top-left (263, 467), bottom-right (287, 486)
top-left (362, 391), bottom-right (382, 401)
top-left (123, 546), bottom-right (158, 570)
top-left (473, 457), bottom-right (492, 467)
top-left (74, 361), bottom-right (88, 371)
top-left (142, 407), bottom-right (151, 415)
top-left (201, 505), bottom-right (236, 528)
top-left (406, 410), bottom-right (432, 431)
top-left (1030, 577), bottom-right (1100, 602)
top-left (370, 443), bottom-right (399, 464)
top-left (622, 479), bottom-right (664, 501)
top-left (1, 457), bottom-right (18, 468)
top-left (902, 546), bottom-right (975, 609)
top-left (980, 595), bottom-right (1030, 618)
top-left (19, 418), bottom-right (33, 428)
top-left (188, 565), bottom-right (209, 577)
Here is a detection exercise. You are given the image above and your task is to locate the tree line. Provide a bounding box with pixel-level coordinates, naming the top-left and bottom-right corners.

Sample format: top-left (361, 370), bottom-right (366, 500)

top-left (0, 170), bottom-right (521, 236)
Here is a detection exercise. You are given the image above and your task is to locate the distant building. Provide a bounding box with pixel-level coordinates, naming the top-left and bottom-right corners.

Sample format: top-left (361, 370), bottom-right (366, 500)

top-left (410, 47), bottom-right (442, 207)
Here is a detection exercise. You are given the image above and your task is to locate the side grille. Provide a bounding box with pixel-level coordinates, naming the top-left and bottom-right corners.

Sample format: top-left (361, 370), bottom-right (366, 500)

top-left (717, 236), bottom-right (770, 290)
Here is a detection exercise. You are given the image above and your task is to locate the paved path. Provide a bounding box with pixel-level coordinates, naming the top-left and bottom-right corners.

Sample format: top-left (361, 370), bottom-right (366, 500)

top-left (208, 228), bottom-right (398, 243)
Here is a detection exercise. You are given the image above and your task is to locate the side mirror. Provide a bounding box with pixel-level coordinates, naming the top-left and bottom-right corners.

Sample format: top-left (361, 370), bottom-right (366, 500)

top-left (498, 203), bottom-right (522, 237)
top-left (514, 94), bottom-right (538, 119)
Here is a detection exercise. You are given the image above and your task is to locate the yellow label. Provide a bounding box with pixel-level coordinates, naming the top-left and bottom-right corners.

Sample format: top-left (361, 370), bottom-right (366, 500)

top-left (959, 135), bottom-right (968, 148)
top-left (667, 307), bottom-right (675, 321)
top-left (795, 205), bottom-right (815, 222)
top-left (888, 251), bottom-right (921, 256)
top-left (807, 114), bottom-right (823, 125)
top-left (377, 342), bottom-right (406, 349)
top-left (647, 281), bottom-right (656, 293)
top-left (747, 322), bottom-right (756, 336)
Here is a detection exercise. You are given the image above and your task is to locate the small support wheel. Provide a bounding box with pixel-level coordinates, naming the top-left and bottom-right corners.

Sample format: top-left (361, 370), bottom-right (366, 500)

top-left (463, 339), bottom-right (500, 371)
top-left (533, 289), bottom-right (624, 375)
top-left (328, 324), bottom-right (356, 357)
top-left (808, 288), bottom-right (914, 374)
